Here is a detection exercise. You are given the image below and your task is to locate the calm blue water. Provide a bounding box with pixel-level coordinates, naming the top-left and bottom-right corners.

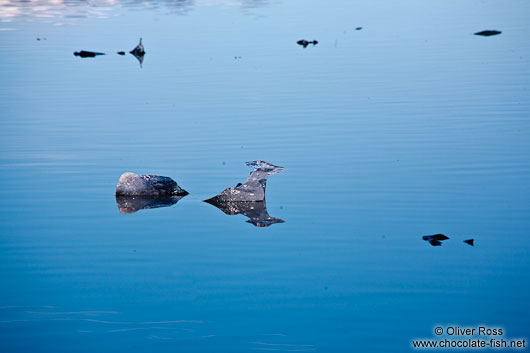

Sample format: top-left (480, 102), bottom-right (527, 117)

top-left (1, 0), bottom-right (529, 351)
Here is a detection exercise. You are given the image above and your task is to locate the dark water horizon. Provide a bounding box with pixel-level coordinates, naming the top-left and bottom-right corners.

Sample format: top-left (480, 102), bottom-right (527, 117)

top-left (1, 0), bottom-right (529, 351)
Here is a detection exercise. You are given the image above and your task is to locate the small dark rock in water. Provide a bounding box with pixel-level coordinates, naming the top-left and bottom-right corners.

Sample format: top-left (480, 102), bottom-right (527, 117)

top-left (474, 30), bottom-right (501, 36)
top-left (74, 51), bottom-right (105, 58)
top-left (297, 39), bottom-right (318, 48)
top-left (423, 233), bottom-right (449, 246)
top-left (464, 239), bottom-right (474, 246)
top-left (355, 27), bottom-right (362, 30)
top-left (130, 38), bottom-right (145, 56)
top-left (423, 234), bottom-right (449, 241)
top-left (117, 51), bottom-right (126, 55)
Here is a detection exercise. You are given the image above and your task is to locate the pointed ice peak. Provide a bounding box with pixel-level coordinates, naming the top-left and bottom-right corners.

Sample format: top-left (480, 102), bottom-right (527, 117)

top-left (246, 160), bottom-right (285, 175)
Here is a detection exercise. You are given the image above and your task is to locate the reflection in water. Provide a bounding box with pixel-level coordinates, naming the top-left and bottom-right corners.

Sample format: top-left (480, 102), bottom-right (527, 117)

top-left (115, 195), bottom-right (185, 214)
top-left (0, 0), bottom-right (116, 23)
top-left (0, 0), bottom-right (266, 23)
top-left (121, 0), bottom-right (194, 10)
top-left (205, 199), bottom-right (284, 227)
top-left (131, 51), bottom-right (144, 67)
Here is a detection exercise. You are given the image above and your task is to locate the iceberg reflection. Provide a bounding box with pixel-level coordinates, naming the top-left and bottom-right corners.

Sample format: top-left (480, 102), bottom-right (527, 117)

top-left (204, 199), bottom-right (284, 227)
top-left (115, 195), bottom-right (185, 214)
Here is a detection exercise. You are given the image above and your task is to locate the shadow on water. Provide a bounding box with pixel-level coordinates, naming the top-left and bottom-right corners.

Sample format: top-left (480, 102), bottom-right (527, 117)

top-left (115, 195), bottom-right (185, 214)
top-left (204, 199), bottom-right (284, 227)
top-left (130, 51), bottom-right (145, 67)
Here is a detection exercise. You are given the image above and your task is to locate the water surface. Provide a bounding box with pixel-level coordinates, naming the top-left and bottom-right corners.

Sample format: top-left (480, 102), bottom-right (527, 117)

top-left (1, 0), bottom-right (529, 351)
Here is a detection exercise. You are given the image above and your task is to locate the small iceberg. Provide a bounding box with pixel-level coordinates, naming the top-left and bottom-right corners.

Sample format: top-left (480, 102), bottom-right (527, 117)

top-left (116, 172), bottom-right (188, 197)
top-left (130, 38), bottom-right (145, 66)
top-left (422, 233), bottom-right (449, 246)
top-left (204, 161), bottom-right (285, 226)
top-left (204, 161), bottom-right (284, 203)
top-left (130, 38), bottom-right (145, 56)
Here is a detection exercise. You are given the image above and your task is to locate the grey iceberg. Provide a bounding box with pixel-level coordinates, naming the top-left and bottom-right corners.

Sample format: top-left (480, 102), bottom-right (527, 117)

top-left (116, 195), bottom-right (185, 214)
top-left (204, 161), bottom-right (285, 226)
top-left (204, 161), bottom-right (284, 203)
top-left (130, 37), bottom-right (145, 56)
top-left (130, 38), bottom-right (145, 67)
top-left (116, 172), bottom-right (188, 197)
top-left (204, 199), bottom-right (284, 227)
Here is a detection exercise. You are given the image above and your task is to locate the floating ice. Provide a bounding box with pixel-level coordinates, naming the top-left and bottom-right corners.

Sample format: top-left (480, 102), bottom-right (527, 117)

top-left (115, 172), bottom-right (188, 197)
top-left (130, 38), bottom-right (145, 56)
top-left (205, 161), bottom-right (284, 203)
top-left (130, 38), bottom-right (145, 67)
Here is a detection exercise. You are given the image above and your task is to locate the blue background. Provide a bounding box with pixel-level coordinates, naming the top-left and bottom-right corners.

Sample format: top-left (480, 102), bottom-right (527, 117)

top-left (1, 0), bottom-right (529, 351)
